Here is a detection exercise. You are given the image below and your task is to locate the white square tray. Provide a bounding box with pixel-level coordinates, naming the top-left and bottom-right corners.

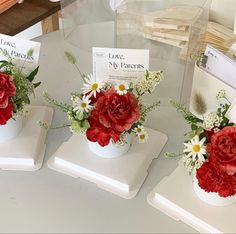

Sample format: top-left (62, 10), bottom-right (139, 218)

top-left (0, 106), bottom-right (53, 171)
top-left (147, 164), bottom-right (236, 233)
top-left (48, 127), bottom-right (168, 199)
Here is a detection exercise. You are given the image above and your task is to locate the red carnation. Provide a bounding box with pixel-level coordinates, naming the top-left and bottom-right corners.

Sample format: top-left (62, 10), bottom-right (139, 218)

top-left (196, 161), bottom-right (236, 197)
top-left (86, 91), bottom-right (104, 104)
top-left (86, 88), bottom-right (140, 146)
top-left (0, 72), bottom-right (16, 109)
top-left (207, 126), bottom-right (236, 175)
top-left (0, 101), bottom-right (14, 125)
top-left (94, 88), bottom-right (140, 132)
top-left (86, 109), bottom-right (121, 146)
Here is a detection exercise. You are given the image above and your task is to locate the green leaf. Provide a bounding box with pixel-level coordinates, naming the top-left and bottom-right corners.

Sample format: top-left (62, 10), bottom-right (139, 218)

top-left (191, 124), bottom-right (198, 131)
top-left (0, 61), bottom-right (9, 69)
top-left (33, 81), bottom-right (41, 88)
top-left (26, 66), bottom-right (39, 82)
top-left (0, 60), bottom-right (8, 63)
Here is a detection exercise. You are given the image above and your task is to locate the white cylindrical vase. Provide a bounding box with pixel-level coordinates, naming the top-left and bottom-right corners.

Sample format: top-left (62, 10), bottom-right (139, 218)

top-left (0, 115), bottom-right (23, 142)
top-left (88, 134), bottom-right (132, 158)
top-left (193, 176), bottom-right (236, 206)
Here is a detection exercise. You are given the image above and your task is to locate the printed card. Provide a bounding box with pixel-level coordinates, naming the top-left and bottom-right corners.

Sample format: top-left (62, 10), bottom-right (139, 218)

top-left (0, 33), bottom-right (41, 72)
top-left (204, 45), bottom-right (236, 89)
top-left (226, 98), bottom-right (236, 124)
top-left (93, 47), bottom-right (149, 83)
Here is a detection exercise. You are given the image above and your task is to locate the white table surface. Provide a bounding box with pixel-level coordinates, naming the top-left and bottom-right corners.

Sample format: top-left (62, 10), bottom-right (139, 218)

top-left (0, 29), bottom-right (197, 233)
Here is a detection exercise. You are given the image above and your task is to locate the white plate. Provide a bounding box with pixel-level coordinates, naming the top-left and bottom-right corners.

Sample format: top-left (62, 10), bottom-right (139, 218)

top-left (0, 106), bottom-right (53, 171)
top-left (147, 164), bottom-right (236, 233)
top-left (48, 127), bottom-right (168, 199)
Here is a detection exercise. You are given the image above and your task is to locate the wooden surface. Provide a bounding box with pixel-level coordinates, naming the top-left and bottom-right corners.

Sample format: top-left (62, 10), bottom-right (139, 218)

top-left (0, 0), bottom-right (17, 14)
top-left (42, 12), bottom-right (60, 35)
top-left (0, 0), bottom-right (61, 36)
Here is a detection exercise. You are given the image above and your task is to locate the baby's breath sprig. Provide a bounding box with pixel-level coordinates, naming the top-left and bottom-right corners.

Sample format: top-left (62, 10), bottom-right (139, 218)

top-left (140, 101), bottom-right (160, 123)
top-left (169, 99), bottom-right (202, 125)
top-left (43, 92), bottom-right (72, 113)
top-left (165, 152), bottom-right (185, 158)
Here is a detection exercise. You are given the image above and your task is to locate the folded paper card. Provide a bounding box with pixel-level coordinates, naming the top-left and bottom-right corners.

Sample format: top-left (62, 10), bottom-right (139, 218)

top-left (0, 33), bottom-right (41, 73)
top-left (93, 47), bottom-right (149, 83)
top-left (204, 44), bottom-right (236, 89)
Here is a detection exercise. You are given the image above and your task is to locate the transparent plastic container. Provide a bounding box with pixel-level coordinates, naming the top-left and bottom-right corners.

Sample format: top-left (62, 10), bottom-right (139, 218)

top-left (60, 0), bottom-right (211, 103)
top-left (60, 0), bottom-right (116, 50)
top-left (116, 0), bottom-right (211, 103)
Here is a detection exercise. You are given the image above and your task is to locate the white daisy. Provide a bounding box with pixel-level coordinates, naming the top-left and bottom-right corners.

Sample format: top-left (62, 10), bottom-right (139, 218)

top-left (81, 74), bottom-right (103, 98)
top-left (73, 95), bottom-right (92, 113)
top-left (183, 135), bottom-right (206, 162)
top-left (115, 82), bottom-right (129, 95)
top-left (138, 131), bottom-right (149, 143)
top-left (133, 125), bottom-right (145, 136)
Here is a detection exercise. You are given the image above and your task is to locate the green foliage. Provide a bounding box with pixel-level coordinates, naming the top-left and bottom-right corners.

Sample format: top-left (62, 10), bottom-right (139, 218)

top-left (140, 101), bottom-right (160, 123)
top-left (0, 57), bottom-right (40, 113)
top-left (26, 66), bottom-right (39, 82)
top-left (169, 99), bottom-right (202, 125)
top-left (44, 92), bottom-right (91, 134)
top-left (43, 92), bottom-right (72, 113)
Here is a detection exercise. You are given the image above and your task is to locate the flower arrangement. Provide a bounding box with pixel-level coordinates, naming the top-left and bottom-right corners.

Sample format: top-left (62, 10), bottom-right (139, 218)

top-left (0, 50), bottom-right (41, 125)
top-left (168, 90), bottom-right (236, 198)
top-left (44, 52), bottom-right (163, 147)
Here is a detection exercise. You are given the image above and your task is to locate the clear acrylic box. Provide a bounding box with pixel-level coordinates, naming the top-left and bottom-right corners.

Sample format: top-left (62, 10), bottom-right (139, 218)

top-left (116, 0), bottom-right (211, 103)
top-left (60, 0), bottom-right (116, 51)
top-left (60, 0), bottom-right (211, 103)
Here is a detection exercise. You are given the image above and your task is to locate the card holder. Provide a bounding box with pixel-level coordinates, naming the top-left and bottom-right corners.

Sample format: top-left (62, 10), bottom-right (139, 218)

top-left (189, 62), bottom-right (236, 117)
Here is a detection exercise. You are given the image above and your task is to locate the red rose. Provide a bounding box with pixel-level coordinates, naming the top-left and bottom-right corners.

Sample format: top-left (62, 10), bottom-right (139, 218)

top-left (94, 88), bottom-right (140, 132)
top-left (0, 72), bottom-right (16, 108)
top-left (207, 126), bottom-right (236, 175)
top-left (86, 109), bottom-right (121, 146)
top-left (196, 161), bottom-right (236, 197)
top-left (0, 101), bottom-right (14, 125)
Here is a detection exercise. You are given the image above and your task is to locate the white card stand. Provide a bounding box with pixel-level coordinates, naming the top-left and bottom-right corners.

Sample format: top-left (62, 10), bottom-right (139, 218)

top-left (147, 164), bottom-right (236, 233)
top-left (48, 127), bottom-right (168, 199)
top-left (0, 106), bottom-right (53, 171)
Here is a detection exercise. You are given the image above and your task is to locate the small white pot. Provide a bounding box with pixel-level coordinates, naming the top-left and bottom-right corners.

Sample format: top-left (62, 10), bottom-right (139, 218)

top-left (88, 134), bottom-right (132, 158)
top-left (0, 115), bottom-right (23, 142)
top-left (193, 176), bottom-right (236, 206)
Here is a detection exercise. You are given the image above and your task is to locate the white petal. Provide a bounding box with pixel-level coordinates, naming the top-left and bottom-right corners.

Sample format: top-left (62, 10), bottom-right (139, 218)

top-left (199, 154), bottom-right (205, 162)
top-left (199, 137), bottom-right (206, 146)
top-left (187, 152), bottom-right (193, 158)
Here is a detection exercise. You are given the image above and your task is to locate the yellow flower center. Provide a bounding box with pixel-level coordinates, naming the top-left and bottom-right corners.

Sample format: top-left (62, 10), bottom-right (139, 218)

top-left (137, 128), bottom-right (142, 133)
top-left (118, 84), bottom-right (126, 91)
top-left (140, 134), bottom-right (145, 140)
top-left (81, 102), bottom-right (87, 108)
top-left (91, 83), bottom-right (98, 90)
top-left (193, 144), bottom-right (200, 153)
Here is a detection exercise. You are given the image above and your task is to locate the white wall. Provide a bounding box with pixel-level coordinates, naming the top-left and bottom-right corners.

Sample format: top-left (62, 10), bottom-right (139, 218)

top-left (210, 0), bottom-right (236, 29)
